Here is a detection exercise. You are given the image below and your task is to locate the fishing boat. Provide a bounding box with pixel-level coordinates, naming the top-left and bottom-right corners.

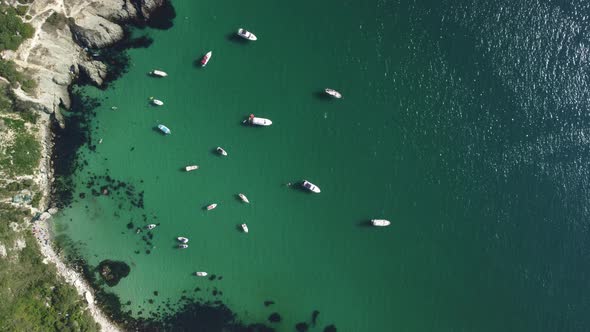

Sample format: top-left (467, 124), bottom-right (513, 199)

top-left (185, 165), bottom-right (199, 172)
top-left (146, 224), bottom-right (156, 230)
top-left (216, 147), bottom-right (228, 156)
top-left (237, 28), bottom-right (258, 41)
top-left (195, 272), bottom-right (208, 277)
top-left (325, 88), bottom-right (342, 99)
top-left (151, 98), bottom-right (164, 106)
top-left (371, 219), bottom-right (391, 227)
top-left (245, 114), bottom-right (272, 126)
top-left (178, 244), bottom-right (188, 249)
top-left (206, 203), bottom-right (217, 211)
top-left (201, 51), bottom-right (212, 67)
top-left (177, 237), bottom-right (189, 243)
top-left (238, 193), bottom-right (249, 203)
top-left (241, 223), bottom-right (249, 233)
top-left (150, 70), bottom-right (168, 77)
top-left (302, 180), bottom-right (321, 193)
top-left (158, 124), bottom-right (171, 135)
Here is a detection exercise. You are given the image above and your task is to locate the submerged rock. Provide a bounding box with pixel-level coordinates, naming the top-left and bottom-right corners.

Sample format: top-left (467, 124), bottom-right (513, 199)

top-left (268, 312), bottom-right (281, 323)
top-left (97, 260), bottom-right (130, 287)
top-left (295, 322), bottom-right (309, 332)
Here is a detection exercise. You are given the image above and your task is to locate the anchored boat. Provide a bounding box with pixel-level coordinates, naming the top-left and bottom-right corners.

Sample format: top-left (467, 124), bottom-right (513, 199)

top-left (151, 98), bottom-right (164, 106)
top-left (237, 28), bottom-right (258, 41)
top-left (201, 51), bottom-right (212, 67)
top-left (150, 70), bottom-right (168, 77)
top-left (241, 223), bottom-right (249, 233)
top-left (146, 224), bottom-right (156, 230)
top-left (216, 147), bottom-right (228, 156)
top-left (238, 193), bottom-right (249, 203)
top-left (302, 180), bottom-right (321, 193)
top-left (246, 114), bottom-right (272, 126)
top-left (158, 124), bottom-right (171, 135)
top-left (195, 272), bottom-right (208, 277)
top-left (371, 219), bottom-right (391, 227)
top-left (177, 237), bottom-right (189, 243)
top-left (178, 244), bottom-right (188, 249)
top-left (325, 88), bottom-right (342, 98)
top-left (185, 165), bottom-right (199, 172)
top-left (206, 203), bottom-right (217, 211)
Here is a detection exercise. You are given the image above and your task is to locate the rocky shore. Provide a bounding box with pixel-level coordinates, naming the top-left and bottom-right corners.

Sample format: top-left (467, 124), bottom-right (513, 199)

top-left (0, 0), bottom-right (167, 331)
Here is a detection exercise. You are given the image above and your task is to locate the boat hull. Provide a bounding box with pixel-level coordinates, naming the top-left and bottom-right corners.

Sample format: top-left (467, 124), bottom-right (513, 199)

top-left (185, 165), bottom-right (199, 172)
top-left (302, 180), bottom-right (321, 193)
top-left (238, 29), bottom-right (258, 41)
top-left (201, 51), bottom-right (212, 67)
top-left (371, 219), bottom-right (391, 227)
top-left (325, 88), bottom-right (342, 99)
top-left (151, 70), bottom-right (168, 77)
top-left (206, 204), bottom-right (217, 211)
top-left (241, 224), bottom-right (249, 233)
top-left (239, 194), bottom-right (250, 203)
top-left (158, 124), bottom-right (171, 135)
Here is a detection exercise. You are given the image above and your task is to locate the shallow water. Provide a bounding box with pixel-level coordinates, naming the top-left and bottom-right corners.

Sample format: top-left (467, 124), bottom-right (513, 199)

top-left (54, 0), bottom-right (590, 330)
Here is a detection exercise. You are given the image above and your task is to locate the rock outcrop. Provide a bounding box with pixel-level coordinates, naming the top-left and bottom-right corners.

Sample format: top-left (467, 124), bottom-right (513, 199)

top-left (1, 0), bottom-right (166, 119)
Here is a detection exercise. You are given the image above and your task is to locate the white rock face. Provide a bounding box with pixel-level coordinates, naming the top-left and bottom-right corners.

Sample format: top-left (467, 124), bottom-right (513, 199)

top-left (3, 0), bottom-right (166, 116)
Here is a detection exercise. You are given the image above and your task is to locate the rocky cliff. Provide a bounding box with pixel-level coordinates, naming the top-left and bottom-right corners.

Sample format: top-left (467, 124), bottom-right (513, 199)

top-left (1, 0), bottom-right (165, 121)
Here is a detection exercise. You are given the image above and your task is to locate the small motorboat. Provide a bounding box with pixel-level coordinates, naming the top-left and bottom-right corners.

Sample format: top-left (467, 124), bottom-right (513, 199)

top-left (325, 88), bottom-right (342, 99)
top-left (146, 224), bottom-right (156, 230)
top-left (177, 237), bottom-right (189, 243)
top-left (241, 223), bottom-right (249, 233)
top-left (237, 28), bottom-right (258, 41)
top-left (246, 114), bottom-right (272, 126)
top-left (238, 193), bottom-right (249, 203)
top-left (150, 70), bottom-right (168, 77)
top-left (206, 203), bottom-right (218, 211)
top-left (158, 124), bottom-right (171, 135)
top-left (151, 98), bottom-right (164, 106)
top-left (216, 147), bottom-right (228, 156)
top-left (178, 244), bottom-right (189, 249)
top-left (185, 165), bottom-right (199, 172)
top-left (195, 272), bottom-right (208, 277)
top-left (371, 219), bottom-right (391, 227)
top-left (201, 51), bottom-right (212, 67)
top-left (302, 180), bottom-right (321, 193)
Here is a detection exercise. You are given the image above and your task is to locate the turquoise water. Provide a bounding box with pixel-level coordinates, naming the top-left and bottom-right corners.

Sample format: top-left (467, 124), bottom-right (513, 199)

top-left (54, 0), bottom-right (590, 331)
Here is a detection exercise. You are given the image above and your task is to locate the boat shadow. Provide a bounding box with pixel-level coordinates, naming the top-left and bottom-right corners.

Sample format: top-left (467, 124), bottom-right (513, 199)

top-left (313, 91), bottom-right (331, 100)
top-left (357, 220), bottom-right (373, 228)
top-left (226, 33), bottom-right (248, 44)
top-left (235, 224), bottom-right (243, 232)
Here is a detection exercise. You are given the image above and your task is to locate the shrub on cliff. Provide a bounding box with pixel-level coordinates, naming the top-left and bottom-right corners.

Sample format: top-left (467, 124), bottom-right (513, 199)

top-left (0, 59), bottom-right (37, 93)
top-left (0, 5), bottom-right (34, 51)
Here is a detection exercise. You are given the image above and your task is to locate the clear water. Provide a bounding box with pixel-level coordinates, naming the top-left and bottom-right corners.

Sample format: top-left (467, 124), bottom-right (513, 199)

top-left (54, 0), bottom-right (590, 331)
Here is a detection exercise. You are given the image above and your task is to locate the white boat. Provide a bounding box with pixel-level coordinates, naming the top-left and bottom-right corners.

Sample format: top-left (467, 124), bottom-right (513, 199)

top-left (200, 51), bottom-right (212, 67)
top-left (237, 28), bottom-right (258, 41)
top-left (216, 147), bottom-right (228, 156)
top-left (325, 88), bottom-right (342, 99)
top-left (185, 165), bottom-right (199, 172)
top-left (206, 203), bottom-right (217, 211)
top-left (371, 219), bottom-right (391, 227)
top-left (302, 180), bottom-right (321, 193)
top-left (238, 193), bottom-right (249, 203)
top-left (177, 237), bottom-right (189, 243)
top-left (158, 124), bottom-right (171, 135)
top-left (246, 114), bottom-right (272, 126)
top-left (150, 70), bottom-right (168, 77)
top-left (146, 224), bottom-right (156, 230)
top-left (151, 98), bottom-right (164, 106)
top-left (195, 272), bottom-right (208, 277)
top-left (241, 223), bottom-right (249, 233)
top-left (178, 244), bottom-right (188, 249)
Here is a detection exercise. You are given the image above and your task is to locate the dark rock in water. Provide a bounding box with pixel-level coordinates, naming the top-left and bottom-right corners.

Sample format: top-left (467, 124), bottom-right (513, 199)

top-left (268, 312), bottom-right (281, 323)
top-left (209, 274), bottom-right (216, 281)
top-left (311, 310), bottom-right (320, 326)
top-left (145, 249), bottom-right (151, 255)
top-left (97, 260), bottom-right (130, 287)
top-left (264, 300), bottom-right (275, 307)
top-left (324, 324), bottom-right (337, 332)
top-left (217, 275), bottom-right (222, 280)
top-left (296, 322), bottom-right (309, 332)
top-left (212, 290), bottom-right (218, 296)
top-left (79, 192), bottom-right (86, 198)
top-left (148, 299), bottom-right (154, 304)
top-left (126, 301), bottom-right (131, 305)
top-left (246, 323), bottom-right (275, 332)
top-left (126, 222), bottom-right (134, 229)
top-left (153, 291), bottom-right (159, 296)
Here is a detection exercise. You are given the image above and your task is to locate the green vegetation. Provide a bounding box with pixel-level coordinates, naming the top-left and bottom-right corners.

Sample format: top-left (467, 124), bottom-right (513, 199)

top-left (45, 12), bottom-right (68, 30)
top-left (15, 5), bottom-right (29, 17)
top-left (0, 5), bottom-right (34, 51)
top-left (0, 116), bottom-right (41, 176)
top-left (0, 60), bottom-right (37, 94)
top-left (0, 204), bottom-right (100, 332)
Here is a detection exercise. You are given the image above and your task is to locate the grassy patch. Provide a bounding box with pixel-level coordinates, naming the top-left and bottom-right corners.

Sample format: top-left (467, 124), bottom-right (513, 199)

top-left (0, 60), bottom-right (37, 93)
top-left (0, 5), bottom-right (34, 51)
top-left (0, 117), bottom-right (41, 176)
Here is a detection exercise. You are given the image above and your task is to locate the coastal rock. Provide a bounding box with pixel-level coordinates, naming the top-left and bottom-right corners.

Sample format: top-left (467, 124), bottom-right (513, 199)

top-left (97, 260), bottom-right (130, 287)
top-left (78, 60), bottom-right (107, 85)
top-left (48, 207), bottom-right (59, 215)
top-left (39, 212), bottom-right (52, 221)
top-left (70, 13), bottom-right (124, 48)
